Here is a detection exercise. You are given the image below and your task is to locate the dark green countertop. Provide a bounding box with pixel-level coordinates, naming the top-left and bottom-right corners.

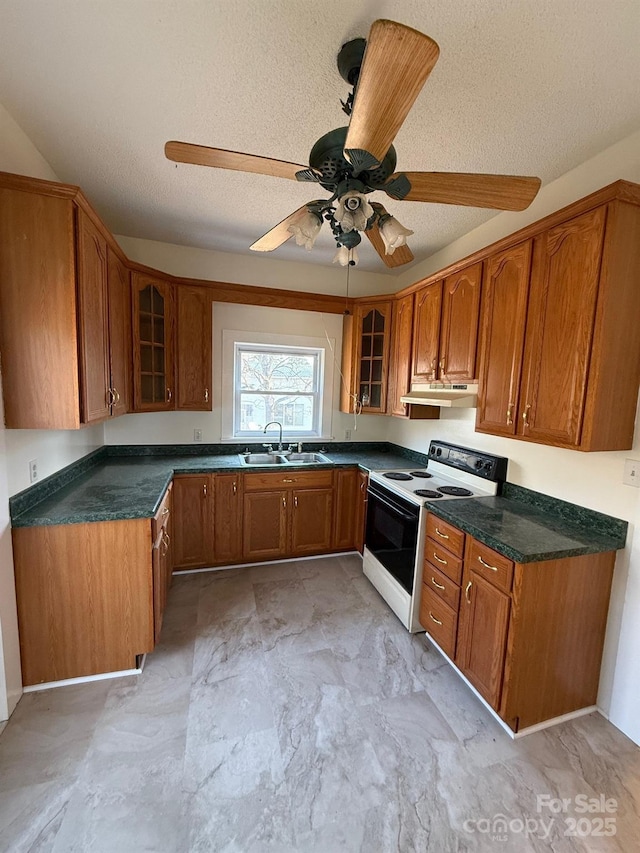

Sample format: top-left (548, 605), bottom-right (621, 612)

top-left (424, 493), bottom-right (627, 563)
top-left (9, 449), bottom-right (415, 528)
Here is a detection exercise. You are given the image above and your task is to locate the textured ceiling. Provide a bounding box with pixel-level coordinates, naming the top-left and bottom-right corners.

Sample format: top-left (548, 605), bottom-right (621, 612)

top-left (1, 0), bottom-right (639, 275)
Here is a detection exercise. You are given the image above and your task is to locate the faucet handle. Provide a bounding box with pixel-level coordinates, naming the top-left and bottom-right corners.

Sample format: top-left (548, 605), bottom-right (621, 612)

top-left (262, 443), bottom-right (274, 452)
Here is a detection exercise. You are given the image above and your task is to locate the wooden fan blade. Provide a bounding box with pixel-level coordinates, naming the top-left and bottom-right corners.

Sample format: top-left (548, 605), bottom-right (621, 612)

top-left (344, 20), bottom-right (439, 172)
top-left (366, 222), bottom-right (414, 268)
top-left (250, 205), bottom-right (316, 252)
top-left (165, 141), bottom-right (305, 181)
top-left (387, 171), bottom-right (542, 211)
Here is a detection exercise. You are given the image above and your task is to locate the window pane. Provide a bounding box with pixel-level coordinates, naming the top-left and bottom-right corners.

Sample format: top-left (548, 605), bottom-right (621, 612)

top-left (239, 350), bottom-right (317, 393)
top-left (238, 393), bottom-right (315, 432)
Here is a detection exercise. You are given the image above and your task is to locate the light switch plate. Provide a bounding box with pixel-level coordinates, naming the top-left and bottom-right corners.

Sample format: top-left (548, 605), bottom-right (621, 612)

top-left (623, 458), bottom-right (640, 487)
top-left (194, 429), bottom-right (203, 442)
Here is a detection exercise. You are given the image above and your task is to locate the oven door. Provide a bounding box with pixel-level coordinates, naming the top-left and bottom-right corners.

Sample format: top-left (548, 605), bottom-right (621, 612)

top-left (365, 480), bottom-right (420, 594)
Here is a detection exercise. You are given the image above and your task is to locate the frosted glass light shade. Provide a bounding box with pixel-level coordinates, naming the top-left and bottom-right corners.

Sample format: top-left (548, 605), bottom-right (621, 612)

top-left (334, 191), bottom-right (373, 233)
top-left (333, 245), bottom-right (359, 266)
top-left (288, 211), bottom-right (322, 250)
top-left (379, 215), bottom-right (414, 254)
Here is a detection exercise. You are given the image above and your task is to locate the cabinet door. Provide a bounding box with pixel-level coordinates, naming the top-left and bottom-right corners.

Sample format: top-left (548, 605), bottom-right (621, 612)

top-left (152, 535), bottom-right (168, 644)
top-left (456, 567), bottom-right (511, 709)
top-left (411, 281), bottom-right (443, 383)
top-left (214, 474), bottom-right (243, 564)
top-left (332, 468), bottom-right (359, 550)
top-left (355, 302), bottom-right (392, 413)
top-left (243, 490), bottom-right (288, 561)
top-left (176, 285), bottom-right (213, 410)
top-left (132, 274), bottom-right (175, 411)
top-left (519, 208), bottom-right (606, 447)
top-left (439, 263), bottom-right (482, 381)
top-left (476, 242), bottom-right (532, 436)
top-left (356, 471), bottom-right (368, 554)
top-left (387, 294), bottom-right (414, 417)
top-left (76, 209), bottom-right (111, 423)
top-left (172, 475), bottom-right (214, 569)
top-left (107, 248), bottom-right (131, 417)
top-left (290, 488), bottom-right (333, 556)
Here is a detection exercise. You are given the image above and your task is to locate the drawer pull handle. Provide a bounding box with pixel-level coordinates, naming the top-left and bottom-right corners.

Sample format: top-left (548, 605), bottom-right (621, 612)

top-left (283, 478), bottom-right (294, 483)
top-left (431, 577), bottom-right (445, 590)
top-left (434, 527), bottom-right (449, 540)
top-left (428, 611), bottom-right (443, 626)
top-left (477, 555), bottom-right (498, 572)
top-left (162, 507), bottom-right (170, 517)
top-left (465, 580), bottom-right (472, 603)
top-left (432, 552), bottom-right (447, 566)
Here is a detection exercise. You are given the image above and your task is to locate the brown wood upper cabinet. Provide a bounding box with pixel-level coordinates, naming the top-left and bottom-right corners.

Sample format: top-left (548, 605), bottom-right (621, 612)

top-left (387, 294), bottom-right (415, 417)
top-left (477, 201), bottom-right (640, 450)
top-left (132, 273), bottom-right (175, 412)
top-left (176, 285), bottom-right (213, 410)
top-left (0, 191), bottom-right (130, 428)
top-left (340, 300), bottom-right (392, 414)
top-left (132, 276), bottom-right (213, 413)
top-left (411, 280), bottom-right (443, 383)
top-left (439, 262), bottom-right (482, 382)
top-left (107, 248), bottom-right (132, 417)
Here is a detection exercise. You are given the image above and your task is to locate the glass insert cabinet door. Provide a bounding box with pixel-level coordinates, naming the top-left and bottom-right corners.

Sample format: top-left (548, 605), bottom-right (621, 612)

top-left (356, 302), bottom-right (391, 413)
top-left (132, 275), bottom-right (175, 411)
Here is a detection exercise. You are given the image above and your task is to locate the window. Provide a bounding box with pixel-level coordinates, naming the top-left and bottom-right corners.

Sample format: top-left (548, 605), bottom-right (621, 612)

top-left (234, 343), bottom-right (324, 437)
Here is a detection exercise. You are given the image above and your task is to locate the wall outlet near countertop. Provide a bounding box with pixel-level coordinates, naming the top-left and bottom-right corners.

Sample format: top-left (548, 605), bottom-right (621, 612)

top-left (29, 459), bottom-right (38, 483)
top-left (344, 429), bottom-right (351, 441)
top-left (623, 458), bottom-right (640, 487)
top-left (193, 429), bottom-right (203, 442)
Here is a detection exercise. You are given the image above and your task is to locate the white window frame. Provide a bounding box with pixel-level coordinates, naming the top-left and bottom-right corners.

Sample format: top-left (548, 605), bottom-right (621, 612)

top-left (221, 330), bottom-right (335, 441)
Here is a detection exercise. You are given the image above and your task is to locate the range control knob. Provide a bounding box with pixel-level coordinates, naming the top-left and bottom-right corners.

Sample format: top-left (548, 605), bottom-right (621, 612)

top-left (483, 460), bottom-right (493, 471)
top-left (474, 459), bottom-right (483, 469)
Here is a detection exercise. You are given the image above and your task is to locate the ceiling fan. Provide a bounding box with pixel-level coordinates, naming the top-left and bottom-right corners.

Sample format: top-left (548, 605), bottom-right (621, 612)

top-left (165, 19), bottom-right (541, 268)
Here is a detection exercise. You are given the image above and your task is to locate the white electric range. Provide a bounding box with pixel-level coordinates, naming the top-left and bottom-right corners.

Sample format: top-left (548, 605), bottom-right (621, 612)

top-left (363, 440), bottom-right (508, 631)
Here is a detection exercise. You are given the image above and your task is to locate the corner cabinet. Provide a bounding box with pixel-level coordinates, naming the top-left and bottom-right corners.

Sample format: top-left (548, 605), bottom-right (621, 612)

top-left (420, 514), bottom-right (616, 733)
top-left (132, 274), bottom-right (175, 411)
top-left (340, 300), bottom-right (392, 414)
top-left (476, 200), bottom-right (640, 450)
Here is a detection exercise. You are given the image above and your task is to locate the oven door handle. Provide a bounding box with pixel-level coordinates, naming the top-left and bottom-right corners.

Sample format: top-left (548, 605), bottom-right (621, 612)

top-left (367, 490), bottom-right (418, 522)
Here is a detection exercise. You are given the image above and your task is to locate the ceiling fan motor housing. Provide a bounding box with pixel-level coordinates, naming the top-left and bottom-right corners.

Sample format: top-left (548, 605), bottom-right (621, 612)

top-left (309, 127), bottom-right (397, 191)
top-left (337, 37), bottom-right (366, 85)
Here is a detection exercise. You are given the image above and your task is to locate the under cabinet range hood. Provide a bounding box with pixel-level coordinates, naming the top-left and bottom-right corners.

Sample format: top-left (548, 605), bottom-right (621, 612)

top-left (400, 383), bottom-right (478, 408)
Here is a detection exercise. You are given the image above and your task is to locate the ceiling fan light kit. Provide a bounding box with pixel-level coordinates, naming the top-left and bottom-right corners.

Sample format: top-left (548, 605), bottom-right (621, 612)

top-left (166, 19), bottom-right (542, 268)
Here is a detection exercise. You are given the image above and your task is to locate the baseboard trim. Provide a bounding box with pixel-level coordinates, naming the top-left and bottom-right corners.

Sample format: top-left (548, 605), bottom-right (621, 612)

top-left (177, 551), bottom-right (359, 575)
top-left (23, 657), bottom-right (146, 693)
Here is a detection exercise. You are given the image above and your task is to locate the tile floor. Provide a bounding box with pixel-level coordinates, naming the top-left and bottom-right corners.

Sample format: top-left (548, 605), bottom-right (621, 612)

top-left (0, 554), bottom-right (639, 852)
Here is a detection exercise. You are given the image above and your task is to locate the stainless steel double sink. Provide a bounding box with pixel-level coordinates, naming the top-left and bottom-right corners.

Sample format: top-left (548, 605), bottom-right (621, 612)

top-left (238, 452), bottom-right (331, 467)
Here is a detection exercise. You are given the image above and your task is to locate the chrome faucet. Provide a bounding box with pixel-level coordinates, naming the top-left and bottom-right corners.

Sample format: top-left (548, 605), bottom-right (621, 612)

top-left (263, 421), bottom-right (284, 452)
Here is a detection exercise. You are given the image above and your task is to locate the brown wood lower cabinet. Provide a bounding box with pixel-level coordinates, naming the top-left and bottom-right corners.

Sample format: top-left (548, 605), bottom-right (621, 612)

top-left (243, 469), bottom-right (336, 560)
top-left (332, 467), bottom-right (359, 551)
top-left (12, 483), bottom-right (174, 686)
top-left (214, 473), bottom-right (243, 564)
top-left (420, 512), bottom-right (616, 732)
top-left (356, 471), bottom-right (368, 553)
top-left (172, 474), bottom-right (215, 568)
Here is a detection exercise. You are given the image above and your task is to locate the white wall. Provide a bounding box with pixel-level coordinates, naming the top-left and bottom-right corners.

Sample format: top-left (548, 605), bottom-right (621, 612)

top-left (386, 129), bottom-right (640, 744)
top-left (116, 234), bottom-right (394, 299)
top-left (105, 303), bottom-right (389, 446)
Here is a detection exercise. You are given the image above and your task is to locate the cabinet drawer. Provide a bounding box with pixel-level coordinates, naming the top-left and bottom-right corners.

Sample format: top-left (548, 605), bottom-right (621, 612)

top-left (426, 514), bottom-right (465, 557)
top-left (466, 538), bottom-right (514, 593)
top-left (152, 483), bottom-right (172, 540)
top-left (244, 470), bottom-right (333, 491)
top-left (422, 562), bottom-right (461, 611)
top-left (420, 586), bottom-right (458, 660)
top-left (425, 538), bottom-right (463, 584)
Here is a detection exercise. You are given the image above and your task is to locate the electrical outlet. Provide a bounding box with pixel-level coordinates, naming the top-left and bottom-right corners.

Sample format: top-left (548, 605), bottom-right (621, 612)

top-left (344, 429), bottom-right (352, 441)
top-left (623, 458), bottom-right (640, 487)
top-left (29, 459), bottom-right (38, 483)
top-left (193, 429), bottom-right (203, 442)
